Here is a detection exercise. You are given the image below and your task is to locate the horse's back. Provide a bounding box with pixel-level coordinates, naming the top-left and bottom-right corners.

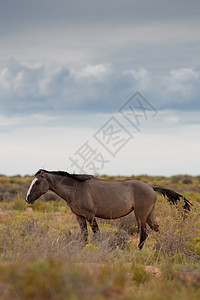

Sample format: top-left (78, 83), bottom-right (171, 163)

top-left (87, 178), bottom-right (156, 201)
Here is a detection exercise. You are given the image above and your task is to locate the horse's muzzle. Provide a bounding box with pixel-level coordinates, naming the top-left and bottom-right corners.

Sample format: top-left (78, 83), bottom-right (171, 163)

top-left (26, 196), bottom-right (34, 204)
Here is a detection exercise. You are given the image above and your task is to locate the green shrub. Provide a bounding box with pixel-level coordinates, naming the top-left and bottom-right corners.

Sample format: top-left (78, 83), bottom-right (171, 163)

top-left (131, 263), bottom-right (149, 284)
top-left (153, 199), bottom-right (199, 260)
top-left (0, 258), bottom-right (95, 300)
top-left (12, 197), bottom-right (26, 211)
top-left (188, 230), bottom-right (200, 256)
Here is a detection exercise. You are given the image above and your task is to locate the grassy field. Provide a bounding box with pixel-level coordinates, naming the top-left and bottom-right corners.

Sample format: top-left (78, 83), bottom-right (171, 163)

top-left (0, 174), bottom-right (200, 299)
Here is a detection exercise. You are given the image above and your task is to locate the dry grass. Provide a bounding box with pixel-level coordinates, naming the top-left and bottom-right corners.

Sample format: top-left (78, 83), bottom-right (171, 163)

top-left (0, 175), bottom-right (200, 299)
top-left (151, 198), bottom-right (200, 260)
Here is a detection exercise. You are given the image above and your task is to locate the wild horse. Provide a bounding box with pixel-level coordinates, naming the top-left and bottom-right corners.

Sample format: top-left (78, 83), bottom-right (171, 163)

top-left (26, 169), bottom-right (193, 249)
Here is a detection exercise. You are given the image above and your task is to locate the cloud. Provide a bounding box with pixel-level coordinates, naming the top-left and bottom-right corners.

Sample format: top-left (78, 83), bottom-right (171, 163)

top-left (124, 68), bottom-right (152, 91)
top-left (1, 1), bottom-right (200, 31)
top-left (1, 120), bottom-right (200, 176)
top-left (0, 59), bottom-right (200, 122)
top-left (126, 67), bottom-right (200, 110)
top-left (0, 0), bottom-right (200, 70)
top-left (72, 64), bottom-right (111, 79)
top-left (1, 1), bottom-right (200, 176)
top-left (0, 113), bottom-right (56, 128)
top-left (167, 68), bottom-right (200, 95)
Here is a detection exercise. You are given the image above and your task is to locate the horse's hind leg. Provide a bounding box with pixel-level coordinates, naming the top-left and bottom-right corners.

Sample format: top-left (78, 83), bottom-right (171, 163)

top-left (135, 216), bottom-right (148, 250)
top-left (146, 207), bottom-right (159, 232)
top-left (138, 221), bottom-right (148, 250)
top-left (76, 216), bottom-right (88, 244)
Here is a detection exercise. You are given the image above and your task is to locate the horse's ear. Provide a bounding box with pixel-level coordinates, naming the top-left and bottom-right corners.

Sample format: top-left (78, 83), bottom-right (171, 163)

top-left (41, 170), bottom-right (45, 177)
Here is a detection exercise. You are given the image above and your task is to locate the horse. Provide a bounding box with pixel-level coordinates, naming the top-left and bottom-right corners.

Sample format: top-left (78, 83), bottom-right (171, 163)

top-left (26, 169), bottom-right (193, 249)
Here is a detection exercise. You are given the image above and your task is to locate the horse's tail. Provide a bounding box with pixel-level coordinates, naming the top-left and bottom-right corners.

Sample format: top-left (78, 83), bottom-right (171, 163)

top-left (152, 186), bottom-right (193, 211)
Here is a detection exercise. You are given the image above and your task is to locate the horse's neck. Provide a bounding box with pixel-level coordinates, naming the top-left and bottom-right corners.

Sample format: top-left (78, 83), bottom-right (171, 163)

top-left (48, 175), bottom-right (77, 203)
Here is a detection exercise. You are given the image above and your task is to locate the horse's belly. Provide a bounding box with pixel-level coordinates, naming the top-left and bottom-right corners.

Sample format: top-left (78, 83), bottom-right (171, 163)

top-left (95, 205), bottom-right (133, 219)
top-left (93, 189), bottom-right (134, 219)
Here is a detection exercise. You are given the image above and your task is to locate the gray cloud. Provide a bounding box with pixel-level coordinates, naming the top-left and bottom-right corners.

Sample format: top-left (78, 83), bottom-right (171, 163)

top-left (0, 0), bottom-right (200, 70)
top-left (1, 0), bottom-right (200, 29)
top-left (1, 0), bottom-right (200, 176)
top-left (0, 59), bottom-right (200, 122)
top-left (0, 1), bottom-right (200, 124)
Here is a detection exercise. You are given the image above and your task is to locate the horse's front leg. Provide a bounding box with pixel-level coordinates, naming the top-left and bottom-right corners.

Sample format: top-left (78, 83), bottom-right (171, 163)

top-left (87, 216), bottom-right (100, 235)
top-left (76, 215), bottom-right (88, 244)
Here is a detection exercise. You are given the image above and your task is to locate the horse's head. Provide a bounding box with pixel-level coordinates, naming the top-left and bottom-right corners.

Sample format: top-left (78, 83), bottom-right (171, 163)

top-left (26, 170), bottom-right (49, 204)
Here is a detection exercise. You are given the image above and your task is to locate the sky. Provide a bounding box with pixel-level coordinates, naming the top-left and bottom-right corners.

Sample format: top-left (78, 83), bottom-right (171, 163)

top-left (0, 0), bottom-right (200, 176)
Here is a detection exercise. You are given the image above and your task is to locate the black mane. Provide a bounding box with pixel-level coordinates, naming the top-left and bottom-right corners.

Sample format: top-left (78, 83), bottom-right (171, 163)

top-left (35, 169), bottom-right (94, 182)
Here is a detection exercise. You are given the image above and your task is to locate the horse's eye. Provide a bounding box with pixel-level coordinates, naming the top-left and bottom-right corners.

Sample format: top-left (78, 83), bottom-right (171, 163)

top-left (35, 180), bottom-right (40, 185)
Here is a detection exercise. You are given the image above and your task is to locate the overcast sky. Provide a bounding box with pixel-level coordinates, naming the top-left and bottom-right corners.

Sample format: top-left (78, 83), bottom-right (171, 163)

top-left (0, 0), bottom-right (200, 176)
